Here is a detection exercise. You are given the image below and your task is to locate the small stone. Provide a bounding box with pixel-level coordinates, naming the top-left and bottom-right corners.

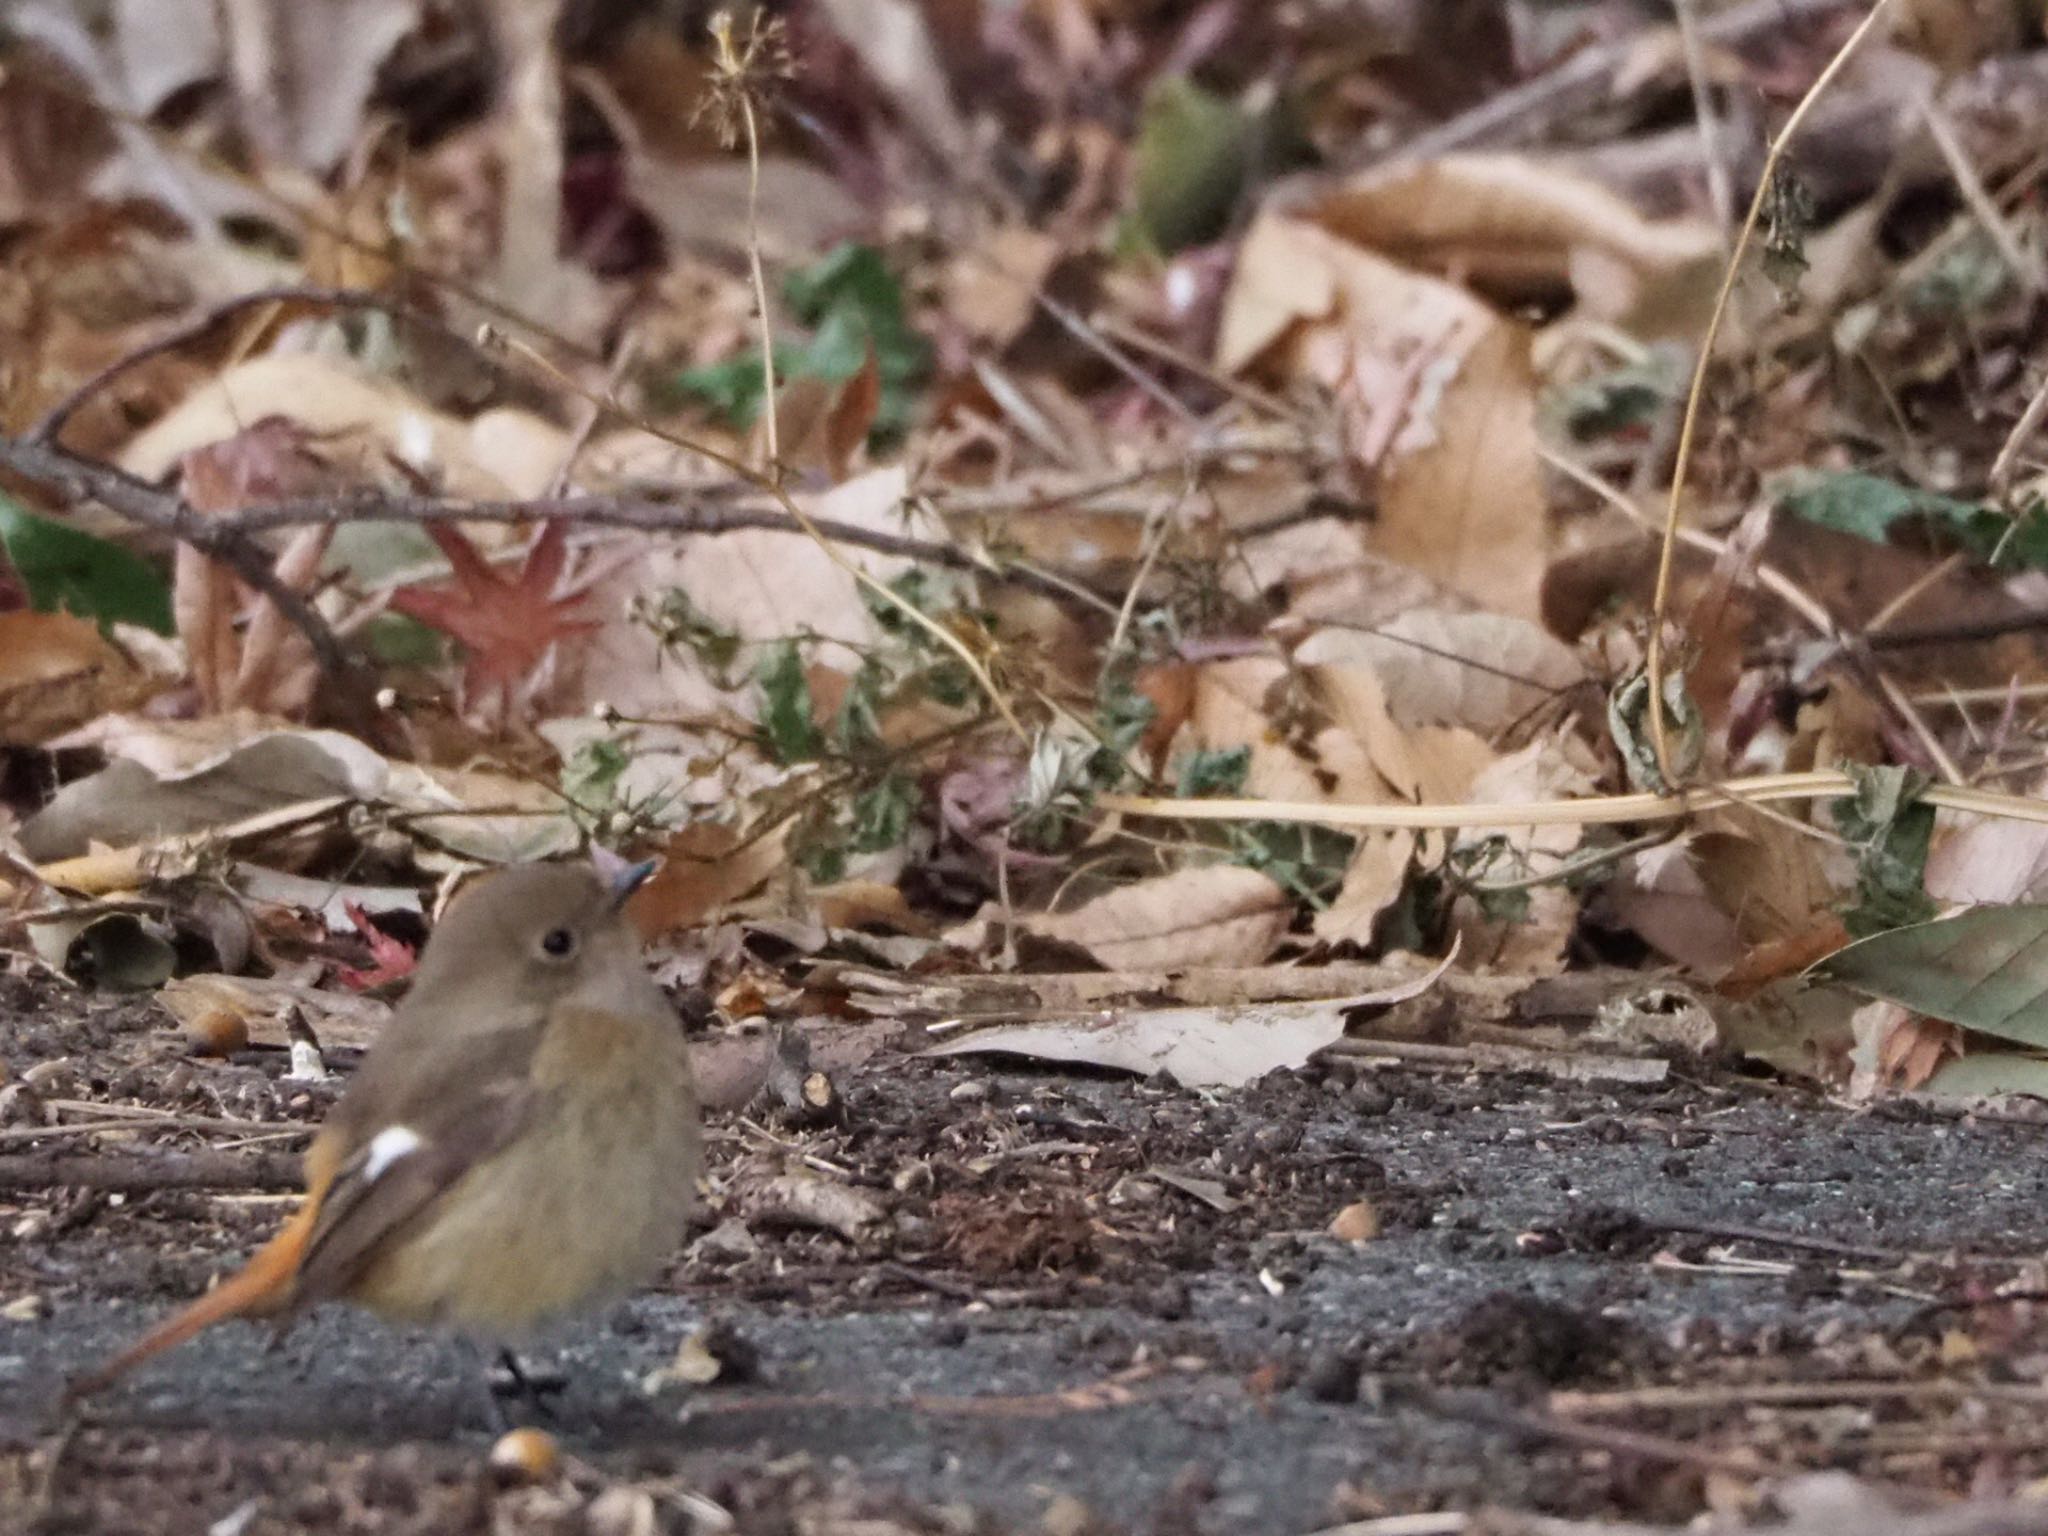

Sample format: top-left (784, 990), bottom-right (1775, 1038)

top-left (183, 1008), bottom-right (250, 1058)
top-left (1327, 1201), bottom-right (1380, 1244)
top-left (1, 1294), bottom-right (45, 1322)
top-left (1301, 1349), bottom-right (1360, 1404)
top-left (585, 1486), bottom-right (657, 1536)
top-left (487, 1426), bottom-right (559, 1484)
top-left (1041, 1492), bottom-right (1103, 1536)
top-left (0, 1083), bottom-right (44, 1129)
top-left (948, 1079), bottom-right (991, 1104)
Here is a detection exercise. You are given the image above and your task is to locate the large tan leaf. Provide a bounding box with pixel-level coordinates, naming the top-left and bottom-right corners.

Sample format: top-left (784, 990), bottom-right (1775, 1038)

top-left (1226, 517), bottom-right (1456, 627)
top-left (0, 612), bottom-right (166, 745)
top-left (1308, 155), bottom-right (1721, 334)
top-left (1218, 214), bottom-right (1547, 621)
top-left (1294, 611), bottom-right (1586, 732)
top-left (1025, 864), bottom-right (1292, 970)
top-left (1307, 663), bottom-right (1495, 804)
top-left (1313, 831), bottom-right (1416, 947)
top-left (925, 956), bottom-right (1453, 1090)
top-left (1450, 732), bottom-right (1595, 973)
top-left (117, 353), bottom-right (543, 500)
top-left (1185, 656), bottom-right (1388, 807)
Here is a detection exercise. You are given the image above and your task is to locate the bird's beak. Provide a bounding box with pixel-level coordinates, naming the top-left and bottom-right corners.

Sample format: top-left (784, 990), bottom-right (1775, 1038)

top-left (590, 846), bottom-right (659, 910)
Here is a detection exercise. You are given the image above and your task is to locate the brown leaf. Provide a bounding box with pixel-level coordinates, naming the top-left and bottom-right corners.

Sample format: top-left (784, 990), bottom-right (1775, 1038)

top-left (1313, 831), bottom-right (1416, 948)
top-left (0, 612), bottom-right (162, 745)
top-left (630, 821), bottom-right (790, 936)
top-left (1294, 612), bottom-right (1587, 732)
top-left (1876, 1012), bottom-right (1962, 1093)
top-left (1218, 214), bottom-right (1548, 621)
top-left (1308, 155), bottom-right (1721, 333)
top-left (389, 520), bottom-right (599, 712)
top-left (1024, 865), bottom-right (1293, 970)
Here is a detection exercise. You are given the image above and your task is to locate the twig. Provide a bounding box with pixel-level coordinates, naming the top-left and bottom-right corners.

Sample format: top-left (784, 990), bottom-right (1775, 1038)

top-left (1921, 94), bottom-right (2043, 294)
top-left (0, 1150), bottom-right (302, 1192)
top-left (1551, 1379), bottom-right (2048, 1416)
top-left (1653, 1216), bottom-right (1904, 1262)
top-left (0, 433), bottom-right (360, 688)
top-left (1322, 1037), bottom-right (1668, 1085)
top-left (1673, 0), bottom-right (1736, 234)
top-left (1540, 447), bottom-right (1836, 635)
top-left (1990, 368), bottom-right (2048, 497)
top-left (28, 285), bottom-right (503, 447)
top-left (1401, 1386), bottom-right (1778, 1478)
top-left (0, 434), bottom-right (1115, 608)
top-left (1646, 0), bottom-right (1896, 784)
top-left (1368, 0), bottom-right (1851, 167)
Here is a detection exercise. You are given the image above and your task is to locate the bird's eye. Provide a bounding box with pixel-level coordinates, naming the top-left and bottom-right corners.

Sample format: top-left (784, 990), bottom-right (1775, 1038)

top-left (539, 927), bottom-right (576, 959)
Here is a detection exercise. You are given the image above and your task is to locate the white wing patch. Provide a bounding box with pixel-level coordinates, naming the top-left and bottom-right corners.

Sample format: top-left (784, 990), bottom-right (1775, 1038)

top-left (362, 1125), bottom-right (423, 1182)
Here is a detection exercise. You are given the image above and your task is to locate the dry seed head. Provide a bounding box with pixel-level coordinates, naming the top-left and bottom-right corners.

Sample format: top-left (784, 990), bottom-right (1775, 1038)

top-left (697, 10), bottom-right (794, 149)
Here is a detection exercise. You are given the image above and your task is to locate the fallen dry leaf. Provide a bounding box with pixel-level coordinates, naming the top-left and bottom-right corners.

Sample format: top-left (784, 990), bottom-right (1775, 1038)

top-left (629, 820), bottom-right (790, 936)
top-left (1023, 864), bottom-right (1293, 970)
top-left (0, 612), bottom-right (166, 745)
top-left (1308, 154), bottom-right (1721, 334)
top-left (1313, 831), bottom-right (1416, 948)
top-left (1293, 611), bottom-right (1587, 733)
top-left (1218, 213), bottom-right (1548, 621)
top-left (390, 519), bottom-right (599, 714)
top-left (926, 952), bottom-right (1455, 1090)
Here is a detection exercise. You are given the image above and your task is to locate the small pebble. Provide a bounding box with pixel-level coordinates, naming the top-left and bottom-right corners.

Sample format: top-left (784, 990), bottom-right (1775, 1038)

top-left (1326, 1201), bottom-right (1379, 1244)
top-left (488, 1426), bottom-right (559, 1484)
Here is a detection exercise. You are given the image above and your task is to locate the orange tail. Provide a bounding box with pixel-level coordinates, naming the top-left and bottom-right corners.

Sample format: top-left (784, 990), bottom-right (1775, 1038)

top-left (67, 1163), bottom-right (330, 1403)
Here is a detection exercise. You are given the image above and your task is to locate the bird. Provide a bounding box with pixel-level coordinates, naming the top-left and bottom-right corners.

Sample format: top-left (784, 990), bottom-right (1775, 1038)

top-left (67, 854), bottom-right (700, 1411)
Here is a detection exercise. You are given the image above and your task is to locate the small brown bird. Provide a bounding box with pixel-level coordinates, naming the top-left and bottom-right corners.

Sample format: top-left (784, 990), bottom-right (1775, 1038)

top-left (69, 856), bottom-right (700, 1405)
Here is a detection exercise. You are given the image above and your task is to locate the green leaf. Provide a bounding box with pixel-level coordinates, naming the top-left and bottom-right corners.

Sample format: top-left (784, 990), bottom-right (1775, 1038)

top-left (834, 658), bottom-right (886, 755)
top-left (1178, 745), bottom-right (1250, 798)
top-left (362, 612), bottom-right (446, 667)
top-left (849, 772), bottom-right (916, 853)
top-left (0, 494), bottom-right (173, 634)
top-left (1130, 75), bottom-right (1255, 253)
top-left (1925, 1052), bottom-right (2048, 1100)
top-left (563, 735), bottom-right (633, 807)
top-left (1549, 349), bottom-right (1687, 441)
top-left (757, 641), bottom-right (821, 764)
top-left (1226, 821), bottom-right (1353, 907)
top-left (1818, 904), bottom-right (2048, 1051)
top-left (1833, 764), bottom-right (1936, 937)
top-left (1773, 471), bottom-right (2048, 570)
top-left (672, 244), bottom-right (930, 442)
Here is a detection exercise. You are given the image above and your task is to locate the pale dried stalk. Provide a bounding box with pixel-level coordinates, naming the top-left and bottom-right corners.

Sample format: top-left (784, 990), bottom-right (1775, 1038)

top-left (1099, 770), bottom-right (2048, 831)
top-left (1646, 0), bottom-right (1897, 783)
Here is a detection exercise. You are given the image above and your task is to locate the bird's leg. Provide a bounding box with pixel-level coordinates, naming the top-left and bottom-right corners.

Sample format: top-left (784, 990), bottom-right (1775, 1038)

top-left (489, 1348), bottom-right (567, 1421)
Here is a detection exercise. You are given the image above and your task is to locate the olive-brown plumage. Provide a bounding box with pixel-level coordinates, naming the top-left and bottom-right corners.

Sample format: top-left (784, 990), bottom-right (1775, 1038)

top-left (71, 859), bottom-right (699, 1401)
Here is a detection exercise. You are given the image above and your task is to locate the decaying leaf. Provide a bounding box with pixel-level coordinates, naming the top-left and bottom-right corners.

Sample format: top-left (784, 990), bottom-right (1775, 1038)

top-left (0, 611), bottom-right (167, 745)
top-left (927, 954), bottom-right (1454, 1090)
top-left (1218, 212), bottom-right (1548, 621)
top-left (1822, 905), bottom-right (2048, 1053)
top-left (1308, 155), bottom-right (1722, 334)
top-left (1022, 864), bottom-right (1294, 970)
top-left (390, 520), bottom-right (599, 713)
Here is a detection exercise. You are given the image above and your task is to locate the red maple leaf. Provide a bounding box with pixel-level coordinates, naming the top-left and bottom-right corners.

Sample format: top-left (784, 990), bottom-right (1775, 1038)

top-left (335, 901), bottom-right (418, 991)
top-left (389, 520), bottom-right (598, 708)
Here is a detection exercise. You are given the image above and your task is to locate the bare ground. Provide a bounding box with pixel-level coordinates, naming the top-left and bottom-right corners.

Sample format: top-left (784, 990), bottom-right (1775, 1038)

top-left (4, 977), bottom-right (2048, 1534)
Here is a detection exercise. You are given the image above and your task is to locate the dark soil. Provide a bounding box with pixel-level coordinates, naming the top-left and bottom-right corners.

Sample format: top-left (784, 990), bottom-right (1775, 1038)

top-left (5, 977), bottom-right (2048, 1533)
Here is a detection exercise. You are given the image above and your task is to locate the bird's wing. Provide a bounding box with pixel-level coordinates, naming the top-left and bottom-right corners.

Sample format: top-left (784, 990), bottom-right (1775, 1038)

top-left (288, 1045), bottom-right (546, 1311)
